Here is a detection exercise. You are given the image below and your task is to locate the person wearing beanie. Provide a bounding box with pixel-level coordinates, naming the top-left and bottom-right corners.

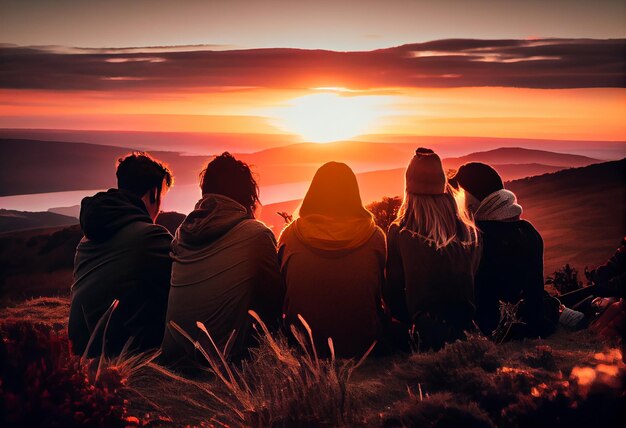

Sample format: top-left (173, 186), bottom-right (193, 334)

top-left (385, 148), bottom-right (481, 351)
top-left (449, 162), bottom-right (545, 340)
top-left (278, 162), bottom-right (387, 358)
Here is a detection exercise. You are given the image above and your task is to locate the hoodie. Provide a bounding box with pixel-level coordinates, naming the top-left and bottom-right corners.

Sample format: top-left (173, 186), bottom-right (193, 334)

top-left (160, 194), bottom-right (283, 365)
top-left (278, 217), bottom-right (386, 358)
top-left (68, 189), bottom-right (173, 357)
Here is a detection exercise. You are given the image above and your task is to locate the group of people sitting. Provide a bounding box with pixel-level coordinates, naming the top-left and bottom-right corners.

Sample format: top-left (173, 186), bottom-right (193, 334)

top-left (68, 147), bottom-right (560, 365)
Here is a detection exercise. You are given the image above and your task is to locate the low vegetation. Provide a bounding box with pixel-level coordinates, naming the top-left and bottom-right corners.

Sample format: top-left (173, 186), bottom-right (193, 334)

top-left (1, 298), bottom-right (624, 427)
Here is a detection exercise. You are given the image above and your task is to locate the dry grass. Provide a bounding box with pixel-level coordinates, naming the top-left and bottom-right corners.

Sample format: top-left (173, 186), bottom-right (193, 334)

top-left (0, 296), bottom-right (70, 329)
top-left (1, 298), bottom-right (624, 427)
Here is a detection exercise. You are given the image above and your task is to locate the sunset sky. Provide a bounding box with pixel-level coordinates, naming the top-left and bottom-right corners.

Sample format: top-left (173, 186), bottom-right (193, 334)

top-left (1, 0), bottom-right (625, 147)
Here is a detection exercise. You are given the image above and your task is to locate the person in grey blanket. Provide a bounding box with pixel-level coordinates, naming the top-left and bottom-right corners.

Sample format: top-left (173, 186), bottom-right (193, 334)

top-left (160, 152), bottom-right (284, 366)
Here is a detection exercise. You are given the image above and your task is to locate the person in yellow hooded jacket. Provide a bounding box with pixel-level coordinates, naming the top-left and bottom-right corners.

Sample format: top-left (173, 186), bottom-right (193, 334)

top-left (278, 162), bottom-right (386, 358)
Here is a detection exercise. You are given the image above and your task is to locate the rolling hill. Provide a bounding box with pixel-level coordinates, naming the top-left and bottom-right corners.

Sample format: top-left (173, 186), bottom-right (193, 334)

top-left (444, 147), bottom-right (599, 169)
top-left (0, 139), bottom-right (210, 196)
top-left (507, 159), bottom-right (626, 274)
top-left (0, 209), bottom-right (78, 233)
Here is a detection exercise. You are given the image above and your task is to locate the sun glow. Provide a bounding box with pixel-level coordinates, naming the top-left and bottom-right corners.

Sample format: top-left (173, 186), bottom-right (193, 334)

top-left (267, 93), bottom-right (388, 143)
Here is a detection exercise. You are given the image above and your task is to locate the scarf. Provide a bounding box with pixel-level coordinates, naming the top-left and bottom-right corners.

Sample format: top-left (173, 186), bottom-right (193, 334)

top-left (474, 189), bottom-right (523, 222)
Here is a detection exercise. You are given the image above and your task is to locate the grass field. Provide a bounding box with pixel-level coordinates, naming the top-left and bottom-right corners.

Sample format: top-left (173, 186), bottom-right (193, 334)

top-left (1, 297), bottom-right (624, 427)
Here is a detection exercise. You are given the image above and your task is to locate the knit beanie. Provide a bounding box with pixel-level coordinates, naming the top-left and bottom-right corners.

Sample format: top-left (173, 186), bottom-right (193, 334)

top-left (448, 162), bottom-right (503, 201)
top-left (405, 148), bottom-right (446, 195)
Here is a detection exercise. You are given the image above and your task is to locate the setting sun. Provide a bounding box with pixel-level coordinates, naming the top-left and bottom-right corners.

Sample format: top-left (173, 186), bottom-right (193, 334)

top-left (266, 93), bottom-right (389, 143)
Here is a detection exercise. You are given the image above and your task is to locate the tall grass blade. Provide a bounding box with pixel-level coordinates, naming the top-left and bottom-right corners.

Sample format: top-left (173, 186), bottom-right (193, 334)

top-left (168, 321), bottom-right (233, 389)
top-left (223, 329), bottom-right (236, 356)
top-left (297, 313), bottom-right (320, 370)
top-left (96, 299), bottom-right (120, 380)
top-left (354, 340), bottom-right (377, 371)
top-left (196, 321), bottom-right (239, 390)
top-left (81, 298), bottom-right (119, 362)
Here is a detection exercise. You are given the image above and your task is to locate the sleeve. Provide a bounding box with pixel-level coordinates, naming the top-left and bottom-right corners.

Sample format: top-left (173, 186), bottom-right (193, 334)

top-left (383, 225), bottom-right (410, 323)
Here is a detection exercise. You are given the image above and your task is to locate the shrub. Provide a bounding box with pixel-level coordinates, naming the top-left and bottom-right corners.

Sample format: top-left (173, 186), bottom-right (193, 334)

top-left (0, 320), bottom-right (128, 427)
top-left (367, 196), bottom-right (402, 232)
top-left (546, 264), bottom-right (584, 294)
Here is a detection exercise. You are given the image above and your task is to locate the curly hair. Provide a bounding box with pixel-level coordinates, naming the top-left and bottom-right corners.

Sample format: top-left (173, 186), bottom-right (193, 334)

top-left (200, 152), bottom-right (259, 214)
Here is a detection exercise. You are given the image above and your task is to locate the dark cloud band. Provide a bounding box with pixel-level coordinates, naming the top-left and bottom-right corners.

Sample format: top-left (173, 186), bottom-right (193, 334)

top-left (1, 38), bottom-right (624, 90)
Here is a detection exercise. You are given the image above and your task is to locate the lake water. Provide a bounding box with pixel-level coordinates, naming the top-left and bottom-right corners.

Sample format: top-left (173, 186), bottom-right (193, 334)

top-left (0, 181), bottom-right (310, 216)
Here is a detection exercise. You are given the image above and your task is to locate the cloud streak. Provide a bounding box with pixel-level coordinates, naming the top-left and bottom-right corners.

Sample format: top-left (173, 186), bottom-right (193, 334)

top-left (1, 39), bottom-right (624, 91)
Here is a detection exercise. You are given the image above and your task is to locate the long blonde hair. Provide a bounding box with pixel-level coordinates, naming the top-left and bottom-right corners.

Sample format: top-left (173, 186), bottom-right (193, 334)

top-left (394, 184), bottom-right (479, 249)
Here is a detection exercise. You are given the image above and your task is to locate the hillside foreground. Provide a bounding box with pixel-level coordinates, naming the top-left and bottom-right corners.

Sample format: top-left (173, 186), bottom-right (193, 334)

top-left (1, 297), bottom-right (624, 427)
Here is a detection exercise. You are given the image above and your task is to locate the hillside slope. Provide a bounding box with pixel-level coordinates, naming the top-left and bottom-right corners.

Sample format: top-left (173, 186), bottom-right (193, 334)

top-left (0, 209), bottom-right (78, 233)
top-left (508, 158), bottom-right (626, 274)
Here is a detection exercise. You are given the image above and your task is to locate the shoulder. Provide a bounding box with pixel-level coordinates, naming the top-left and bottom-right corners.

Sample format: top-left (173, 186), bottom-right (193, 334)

top-left (369, 226), bottom-right (387, 249)
top-left (387, 223), bottom-right (400, 240)
top-left (124, 222), bottom-right (173, 249)
top-left (238, 219), bottom-right (278, 246)
top-left (518, 219), bottom-right (543, 242)
top-left (277, 221), bottom-right (297, 246)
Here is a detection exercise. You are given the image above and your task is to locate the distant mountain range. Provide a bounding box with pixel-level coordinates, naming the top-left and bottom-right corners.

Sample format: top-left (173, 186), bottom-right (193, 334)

top-left (0, 209), bottom-right (78, 233)
top-left (0, 139), bottom-right (209, 196)
top-left (1, 128), bottom-right (623, 159)
top-left (443, 147), bottom-right (598, 168)
top-left (0, 138), bottom-right (608, 196)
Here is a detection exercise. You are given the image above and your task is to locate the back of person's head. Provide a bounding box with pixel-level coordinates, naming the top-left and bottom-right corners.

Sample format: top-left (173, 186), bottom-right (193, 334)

top-left (116, 152), bottom-right (173, 198)
top-left (299, 161), bottom-right (371, 219)
top-left (200, 152), bottom-right (259, 215)
top-left (448, 162), bottom-right (504, 201)
top-left (395, 148), bottom-right (477, 248)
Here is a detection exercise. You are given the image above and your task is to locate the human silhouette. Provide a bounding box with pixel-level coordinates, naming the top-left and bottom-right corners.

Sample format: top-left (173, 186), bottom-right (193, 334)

top-left (385, 148), bottom-right (480, 351)
top-left (449, 162), bottom-right (544, 339)
top-left (278, 161), bottom-right (386, 358)
top-left (69, 152), bottom-right (173, 357)
top-left (160, 152), bottom-right (283, 366)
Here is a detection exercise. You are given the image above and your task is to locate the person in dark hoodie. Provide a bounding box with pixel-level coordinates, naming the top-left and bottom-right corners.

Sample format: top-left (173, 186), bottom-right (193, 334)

top-left (160, 153), bottom-right (283, 366)
top-left (68, 152), bottom-right (174, 357)
top-left (385, 148), bottom-right (480, 351)
top-left (449, 162), bottom-right (545, 339)
top-left (278, 162), bottom-right (386, 358)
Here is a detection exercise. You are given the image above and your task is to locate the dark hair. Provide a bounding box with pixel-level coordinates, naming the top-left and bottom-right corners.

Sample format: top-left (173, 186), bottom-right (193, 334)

top-left (116, 152), bottom-right (173, 198)
top-left (200, 152), bottom-right (259, 214)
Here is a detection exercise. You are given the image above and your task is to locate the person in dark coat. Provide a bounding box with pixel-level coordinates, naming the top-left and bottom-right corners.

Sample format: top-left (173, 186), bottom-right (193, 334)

top-left (161, 153), bottom-right (283, 366)
top-left (278, 162), bottom-right (386, 358)
top-left (449, 162), bottom-right (545, 339)
top-left (385, 148), bottom-right (480, 351)
top-left (69, 152), bottom-right (174, 357)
